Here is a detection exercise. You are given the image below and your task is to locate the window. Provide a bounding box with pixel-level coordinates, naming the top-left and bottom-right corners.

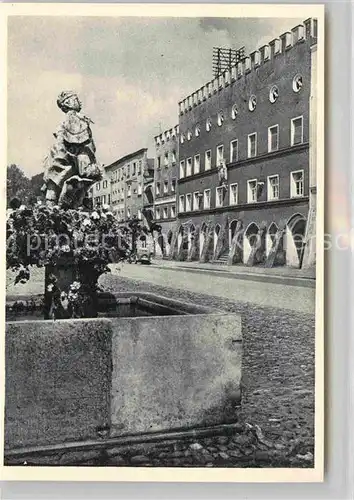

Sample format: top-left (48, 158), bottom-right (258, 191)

top-left (180, 160), bottom-right (185, 178)
top-left (127, 208), bottom-right (131, 218)
top-left (138, 183), bottom-right (142, 195)
top-left (267, 175), bottom-right (279, 200)
top-left (205, 150), bottom-right (211, 170)
top-left (171, 179), bottom-right (176, 192)
top-left (195, 124), bottom-right (200, 137)
top-left (186, 193), bottom-right (192, 212)
top-left (249, 95), bottom-right (257, 111)
top-left (164, 153), bottom-right (168, 167)
top-left (217, 111), bottom-right (224, 126)
top-left (157, 157), bottom-right (161, 169)
top-left (216, 145), bottom-right (224, 166)
top-left (170, 205), bottom-right (176, 218)
top-left (127, 184), bottom-right (132, 197)
top-left (96, 183), bottom-right (101, 191)
top-left (101, 195), bottom-right (106, 205)
top-left (103, 180), bottom-right (108, 189)
top-left (291, 116), bottom-right (303, 145)
top-left (138, 161), bottom-right (142, 174)
top-left (163, 180), bottom-right (168, 194)
top-left (194, 154), bottom-right (200, 174)
top-left (206, 118), bottom-right (212, 132)
top-left (231, 104), bottom-right (238, 119)
top-left (293, 74), bottom-right (303, 93)
top-left (180, 133), bottom-right (185, 144)
top-left (269, 85), bottom-right (279, 103)
top-left (203, 189), bottom-right (211, 209)
top-left (193, 192), bottom-right (201, 211)
top-left (127, 165), bottom-right (130, 177)
top-left (216, 187), bottom-right (224, 208)
top-left (108, 194), bottom-right (111, 205)
top-left (132, 162), bottom-right (136, 176)
top-left (138, 209), bottom-right (142, 220)
top-left (186, 158), bottom-right (192, 177)
top-left (179, 195), bottom-right (185, 212)
top-left (229, 183), bottom-right (238, 205)
top-left (268, 125), bottom-right (279, 152)
top-left (156, 182), bottom-right (160, 195)
top-left (171, 150), bottom-right (176, 164)
top-left (230, 140), bottom-right (238, 162)
top-left (247, 179), bottom-right (258, 203)
top-left (248, 133), bottom-right (257, 158)
top-left (187, 130), bottom-right (192, 141)
top-left (290, 170), bottom-right (304, 197)
top-left (163, 207), bottom-right (168, 219)
top-left (155, 207), bottom-right (161, 220)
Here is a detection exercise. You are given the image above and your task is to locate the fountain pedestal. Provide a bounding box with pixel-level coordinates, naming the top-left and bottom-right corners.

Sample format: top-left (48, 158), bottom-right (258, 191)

top-left (4, 293), bottom-right (242, 465)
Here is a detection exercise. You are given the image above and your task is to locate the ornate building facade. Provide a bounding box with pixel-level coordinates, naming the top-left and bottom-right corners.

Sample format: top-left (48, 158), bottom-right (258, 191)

top-left (173, 17), bottom-right (318, 268)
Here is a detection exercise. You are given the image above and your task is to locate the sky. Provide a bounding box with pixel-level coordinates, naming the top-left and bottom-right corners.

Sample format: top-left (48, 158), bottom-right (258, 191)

top-left (7, 16), bottom-right (303, 177)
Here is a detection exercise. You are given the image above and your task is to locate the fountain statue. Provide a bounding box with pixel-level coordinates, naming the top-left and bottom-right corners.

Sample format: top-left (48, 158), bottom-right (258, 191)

top-left (41, 91), bottom-right (102, 208)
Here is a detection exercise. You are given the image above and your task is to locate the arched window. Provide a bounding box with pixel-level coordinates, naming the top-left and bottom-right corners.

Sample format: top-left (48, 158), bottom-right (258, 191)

top-left (231, 104), bottom-right (238, 119)
top-left (217, 111), bottom-right (224, 126)
top-left (206, 118), bottom-right (212, 132)
top-left (248, 95), bottom-right (257, 111)
top-left (269, 85), bottom-right (279, 103)
top-left (293, 74), bottom-right (303, 93)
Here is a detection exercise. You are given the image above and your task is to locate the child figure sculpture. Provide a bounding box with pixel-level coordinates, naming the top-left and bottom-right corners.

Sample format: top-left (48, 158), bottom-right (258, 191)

top-left (42, 91), bottom-right (102, 207)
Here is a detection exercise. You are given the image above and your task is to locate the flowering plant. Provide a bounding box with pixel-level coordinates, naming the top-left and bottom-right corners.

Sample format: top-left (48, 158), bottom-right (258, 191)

top-left (6, 200), bottom-right (147, 319)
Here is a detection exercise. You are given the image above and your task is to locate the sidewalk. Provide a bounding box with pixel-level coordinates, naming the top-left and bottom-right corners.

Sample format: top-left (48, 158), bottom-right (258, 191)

top-left (149, 259), bottom-right (316, 288)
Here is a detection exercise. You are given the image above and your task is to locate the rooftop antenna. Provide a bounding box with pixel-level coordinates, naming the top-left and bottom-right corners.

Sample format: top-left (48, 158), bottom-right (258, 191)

top-left (212, 46), bottom-right (246, 78)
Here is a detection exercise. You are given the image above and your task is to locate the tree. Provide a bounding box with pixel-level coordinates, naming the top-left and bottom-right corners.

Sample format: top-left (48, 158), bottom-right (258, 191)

top-left (29, 172), bottom-right (45, 200)
top-left (6, 164), bottom-right (31, 207)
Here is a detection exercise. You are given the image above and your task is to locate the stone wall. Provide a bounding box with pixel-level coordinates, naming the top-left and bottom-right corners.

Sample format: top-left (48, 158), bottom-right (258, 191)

top-left (4, 298), bottom-right (242, 453)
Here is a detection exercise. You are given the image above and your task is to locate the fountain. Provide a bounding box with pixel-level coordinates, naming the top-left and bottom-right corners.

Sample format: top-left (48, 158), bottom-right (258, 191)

top-left (4, 92), bottom-right (242, 466)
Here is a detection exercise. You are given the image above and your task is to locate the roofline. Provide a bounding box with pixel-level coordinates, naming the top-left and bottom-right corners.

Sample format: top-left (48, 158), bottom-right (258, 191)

top-left (105, 148), bottom-right (148, 169)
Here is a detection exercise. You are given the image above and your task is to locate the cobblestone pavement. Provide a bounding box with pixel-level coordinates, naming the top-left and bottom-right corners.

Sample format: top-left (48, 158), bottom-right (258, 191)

top-left (100, 270), bottom-right (315, 468)
top-left (100, 427), bottom-right (314, 468)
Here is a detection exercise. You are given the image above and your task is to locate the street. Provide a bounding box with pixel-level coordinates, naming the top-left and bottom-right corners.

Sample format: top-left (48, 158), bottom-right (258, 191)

top-left (108, 261), bottom-right (315, 314)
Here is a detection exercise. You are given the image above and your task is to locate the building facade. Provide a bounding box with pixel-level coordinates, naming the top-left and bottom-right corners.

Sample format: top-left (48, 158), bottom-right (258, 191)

top-left (153, 125), bottom-right (179, 257)
top-left (107, 148), bottom-right (154, 223)
top-left (89, 148), bottom-right (155, 253)
top-left (175, 17), bottom-right (318, 268)
top-left (89, 171), bottom-right (111, 208)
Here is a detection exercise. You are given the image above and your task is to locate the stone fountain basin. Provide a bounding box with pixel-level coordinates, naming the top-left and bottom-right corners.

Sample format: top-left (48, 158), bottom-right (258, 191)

top-left (4, 292), bottom-right (242, 454)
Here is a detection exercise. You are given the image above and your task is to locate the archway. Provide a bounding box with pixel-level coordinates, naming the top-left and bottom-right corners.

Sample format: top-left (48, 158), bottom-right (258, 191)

top-left (166, 230), bottom-right (173, 257)
top-left (266, 222), bottom-right (278, 257)
top-left (156, 233), bottom-right (164, 257)
top-left (285, 214), bottom-right (306, 268)
top-left (139, 235), bottom-right (147, 250)
top-left (243, 222), bottom-right (259, 264)
top-left (199, 223), bottom-right (207, 257)
top-left (188, 224), bottom-right (195, 252)
top-left (214, 224), bottom-right (221, 255)
top-left (177, 226), bottom-right (184, 252)
top-left (229, 219), bottom-right (239, 247)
